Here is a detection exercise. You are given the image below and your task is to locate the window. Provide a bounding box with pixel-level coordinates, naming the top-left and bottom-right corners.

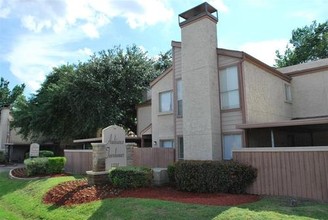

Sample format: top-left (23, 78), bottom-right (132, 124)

top-left (219, 66), bottom-right (240, 110)
top-left (177, 79), bottom-right (183, 116)
top-left (178, 137), bottom-right (184, 159)
top-left (159, 91), bottom-right (173, 112)
top-left (160, 140), bottom-right (174, 148)
top-left (285, 84), bottom-right (292, 102)
top-left (223, 134), bottom-right (242, 160)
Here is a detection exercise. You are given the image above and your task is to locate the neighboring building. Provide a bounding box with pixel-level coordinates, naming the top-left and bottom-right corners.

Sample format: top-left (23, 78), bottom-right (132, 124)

top-left (136, 2), bottom-right (328, 160)
top-left (0, 107), bottom-right (58, 162)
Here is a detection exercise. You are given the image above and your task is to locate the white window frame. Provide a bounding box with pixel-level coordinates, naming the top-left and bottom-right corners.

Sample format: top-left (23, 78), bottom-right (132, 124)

top-left (177, 79), bottom-right (183, 117)
top-left (160, 139), bottom-right (174, 148)
top-left (284, 83), bottom-right (292, 102)
top-left (222, 133), bottom-right (242, 160)
top-left (159, 90), bottom-right (173, 113)
top-left (219, 66), bottom-right (240, 110)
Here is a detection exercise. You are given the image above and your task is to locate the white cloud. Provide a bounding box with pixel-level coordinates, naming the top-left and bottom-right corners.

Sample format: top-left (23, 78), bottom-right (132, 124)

top-left (207, 0), bottom-right (229, 13)
top-left (239, 39), bottom-right (289, 66)
top-left (291, 11), bottom-right (317, 22)
top-left (78, 48), bottom-right (93, 57)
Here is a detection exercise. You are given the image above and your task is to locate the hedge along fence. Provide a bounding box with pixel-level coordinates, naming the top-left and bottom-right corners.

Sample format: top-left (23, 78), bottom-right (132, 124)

top-left (173, 160), bottom-right (257, 194)
top-left (25, 150), bottom-right (54, 159)
top-left (109, 166), bottom-right (152, 189)
top-left (24, 157), bottom-right (66, 176)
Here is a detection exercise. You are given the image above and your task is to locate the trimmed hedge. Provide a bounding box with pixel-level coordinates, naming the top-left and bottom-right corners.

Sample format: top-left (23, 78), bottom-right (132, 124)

top-left (109, 166), bottom-right (152, 189)
top-left (167, 164), bottom-right (176, 185)
top-left (48, 157), bottom-right (66, 174)
top-left (24, 157), bottom-right (66, 176)
top-left (24, 158), bottom-right (48, 176)
top-left (25, 150), bottom-right (54, 159)
top-left (174, 160), bottom-right (257, 194)
top-left (0, 151), bottom-right (5, 164)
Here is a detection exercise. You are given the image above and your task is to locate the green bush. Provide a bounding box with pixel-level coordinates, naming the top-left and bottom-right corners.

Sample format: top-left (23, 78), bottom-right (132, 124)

top-left (109, 166), bottom-right (152, 189)
top-left (0, 151), bottom-right (5, 164)
top-left (48, 157), bottom-right (66, 174)
top-left (167, 164), bottom-right (176, 184)
top-left (24, 156), bottom-right (66, 176)
top-left (24, 158), bottom-right (49, 176)
top-left (25, 150), bottom-right (54, 159)
top-left (175, 160), bottom-right (257, 194)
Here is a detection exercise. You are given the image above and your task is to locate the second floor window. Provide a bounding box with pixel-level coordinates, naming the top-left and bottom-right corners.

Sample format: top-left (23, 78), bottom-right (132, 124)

top-left (159, 91), bottom-right (173, 113)
top-left (219, 66), bottom-right (240, 110)
top-left (177, 79), bottom-right (183, 116)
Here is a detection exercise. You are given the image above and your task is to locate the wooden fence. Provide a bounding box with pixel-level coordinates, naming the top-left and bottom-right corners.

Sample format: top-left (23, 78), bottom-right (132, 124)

top-left (64, 150), bottom-right (92, 174)
top-left (64, 147), bottom-right (175, 174)
top-left (233, 147), bottom-right (328, 202)
top-left (132, 147), bottom-right (175, 168)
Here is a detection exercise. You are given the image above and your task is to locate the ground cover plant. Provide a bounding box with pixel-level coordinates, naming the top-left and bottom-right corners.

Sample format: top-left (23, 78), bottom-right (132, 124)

top-left (1, 172), bottom-right (328, 220)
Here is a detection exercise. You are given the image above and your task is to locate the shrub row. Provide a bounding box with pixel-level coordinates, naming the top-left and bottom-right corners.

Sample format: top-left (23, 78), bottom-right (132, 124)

top-left (109, 166), bottom-right (152, 189)
top-left (0, 151), bottom-right (5, 164)
top-left (172, 160), bottom-right (257, 194)
top-left (25, 150), bottom-right (54, 159)
top-left (24, 157), bottom-right (66, 176)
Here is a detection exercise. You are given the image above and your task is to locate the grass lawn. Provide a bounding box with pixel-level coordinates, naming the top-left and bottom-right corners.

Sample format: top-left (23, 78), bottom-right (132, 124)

top-left (0, 172), bottom-right (327, 220)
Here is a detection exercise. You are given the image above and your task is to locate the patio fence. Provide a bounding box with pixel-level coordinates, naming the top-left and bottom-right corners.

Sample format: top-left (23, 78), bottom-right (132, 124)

top-left (233, 147), bottom-right (328, 202)
top-left (64, 147), bottom-right (175, 174)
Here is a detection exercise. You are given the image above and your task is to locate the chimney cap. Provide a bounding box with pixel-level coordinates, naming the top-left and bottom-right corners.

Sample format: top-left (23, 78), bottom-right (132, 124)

top-left (179, 2), bottom-right (217, 23)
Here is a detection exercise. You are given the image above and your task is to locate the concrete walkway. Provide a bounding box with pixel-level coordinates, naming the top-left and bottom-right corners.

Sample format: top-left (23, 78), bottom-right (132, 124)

top-left (0, 164), bottom-right (24, 172)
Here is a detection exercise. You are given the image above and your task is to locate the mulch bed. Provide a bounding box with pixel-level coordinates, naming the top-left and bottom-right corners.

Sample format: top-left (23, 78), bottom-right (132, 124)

top-left (11, 167), bottom-right (70, 178)
top-left (43, 180), bottom-right (260, 206)
top-left (11, 168), bottom-right (260, 206)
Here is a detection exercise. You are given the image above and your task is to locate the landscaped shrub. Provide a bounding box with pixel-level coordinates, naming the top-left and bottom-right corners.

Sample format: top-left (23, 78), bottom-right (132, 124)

top-left (109, 166), bottom-right (152, 189)
top-left (24, 156), bottom-right (66, 176)
top-left (0, 151), bottom-right (5, 164)
top-left (24, 158), bottom-right (48, 176)
top-left (25, 150), bottom-right (54, 159)
top-left (167, 164), bottom-right (176, 185)
top-left (48, 157), bottom-right (66, 174)
top-left (175, 160), bottom-right (257, 194)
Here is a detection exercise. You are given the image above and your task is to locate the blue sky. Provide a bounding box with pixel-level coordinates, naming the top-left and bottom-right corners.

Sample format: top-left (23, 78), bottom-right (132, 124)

top-left (0, 0), bottom-right (327, 96)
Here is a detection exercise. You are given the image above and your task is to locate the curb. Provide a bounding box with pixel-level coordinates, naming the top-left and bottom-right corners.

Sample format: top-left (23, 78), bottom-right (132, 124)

top-left (9, 168), bottom-right (49, 180)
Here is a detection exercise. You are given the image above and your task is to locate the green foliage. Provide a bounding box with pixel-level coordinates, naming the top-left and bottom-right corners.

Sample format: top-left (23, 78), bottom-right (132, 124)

top-left (167, 164), bottom-right (176, 184)
top-left (24, 156), bottom-right (66, 176)
top-left (48, 157), bottom-right (66, 174)
top-left (0, 151), bottom-right (5, 164)
top-left (0, 77), bottom-right (25, 108)
top-left (275, 20), bottom-right (328, 67)
top-left (25, 150), bottom-right (54, 159)
top-left (154, 49), bottom-right (172, 72)
top-left (0, 173), bottom-right (328, 220)
top-left (12, 45), bottom-right (161, 142)
top-left (109, 166), bottom-right (152, 189)
top-left (175, 160), bottom-right (257, 194)
top-left (24, 158), bottom-right (48, 176)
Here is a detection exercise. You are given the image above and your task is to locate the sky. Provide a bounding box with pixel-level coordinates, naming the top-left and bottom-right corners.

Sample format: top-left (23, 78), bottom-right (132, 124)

top-left (0, 0), bottom-right (327, 96)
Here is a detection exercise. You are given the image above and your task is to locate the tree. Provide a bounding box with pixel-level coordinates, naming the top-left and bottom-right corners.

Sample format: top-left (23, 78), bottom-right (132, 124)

top-left (275, 20), bottom-right (328, 68)
top-left (0, 77), bottom-right (25, 108)
top-left (12, 45), bottom-right (159, 142)
top-left (154, 49), bottom-right (172, 72)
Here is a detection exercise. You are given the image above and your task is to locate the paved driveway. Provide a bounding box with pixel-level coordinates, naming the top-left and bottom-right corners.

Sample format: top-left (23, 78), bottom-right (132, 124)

top-left (0, 164), bottom-right (24, 172)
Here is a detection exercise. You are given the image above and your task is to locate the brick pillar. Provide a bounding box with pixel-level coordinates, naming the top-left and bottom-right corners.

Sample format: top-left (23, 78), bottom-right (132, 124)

top-left (126, 143), bottom-right (137, 166)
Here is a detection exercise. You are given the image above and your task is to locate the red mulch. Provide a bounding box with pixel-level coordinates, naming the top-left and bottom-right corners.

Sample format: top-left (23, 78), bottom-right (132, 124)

top-left (11, 168), bottom-right (260, 206)
top-left (11, 167), bottom-right (70, 178)
top-left (42, 179), bottom-right (260, 206)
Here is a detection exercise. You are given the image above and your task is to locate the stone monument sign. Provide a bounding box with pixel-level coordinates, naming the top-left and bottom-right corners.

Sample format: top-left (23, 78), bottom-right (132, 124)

top-left (29, 143), bottom-right (40, 157)
top-left (102, 125), bottom-right (126, 169)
